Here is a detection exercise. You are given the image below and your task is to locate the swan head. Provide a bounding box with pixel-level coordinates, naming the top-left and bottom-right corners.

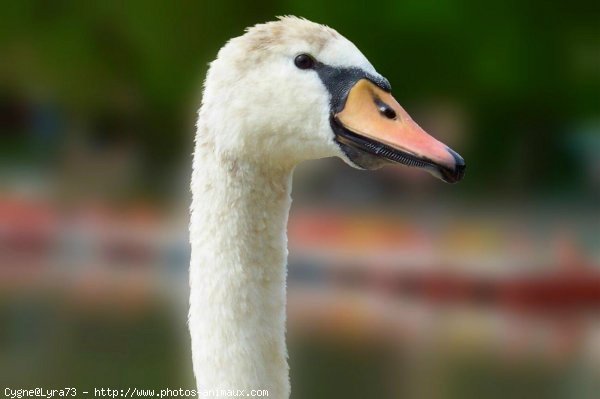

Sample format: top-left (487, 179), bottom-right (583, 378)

top-left (200, 16), bottom-right (465, 183)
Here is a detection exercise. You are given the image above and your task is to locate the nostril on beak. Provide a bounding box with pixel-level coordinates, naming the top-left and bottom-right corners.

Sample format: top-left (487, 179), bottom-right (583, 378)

top-left (382, 106), bottom-right (397, 120)
top-left (374, 98), bottom-right (397, 120)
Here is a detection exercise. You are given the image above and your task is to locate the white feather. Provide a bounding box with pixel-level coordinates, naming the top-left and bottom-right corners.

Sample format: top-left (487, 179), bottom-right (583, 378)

top-left (189, 17), bottom-right (382, 397)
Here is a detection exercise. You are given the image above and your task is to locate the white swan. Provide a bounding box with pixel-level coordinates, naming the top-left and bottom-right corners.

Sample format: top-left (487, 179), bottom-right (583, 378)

top-left (189, 16), bottom-right (465, 398)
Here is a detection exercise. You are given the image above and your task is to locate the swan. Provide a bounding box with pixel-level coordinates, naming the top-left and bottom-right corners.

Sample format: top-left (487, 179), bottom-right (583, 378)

top-left (189, 16), bottom-right (465, 398)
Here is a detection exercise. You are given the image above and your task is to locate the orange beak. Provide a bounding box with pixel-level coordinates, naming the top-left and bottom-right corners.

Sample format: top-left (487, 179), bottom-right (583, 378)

top-left (334, 79), bottom-right (465, 183)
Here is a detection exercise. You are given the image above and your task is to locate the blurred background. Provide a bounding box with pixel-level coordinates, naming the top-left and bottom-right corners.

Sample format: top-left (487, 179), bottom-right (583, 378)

top-left (1, 1), bottom-right (599, 398)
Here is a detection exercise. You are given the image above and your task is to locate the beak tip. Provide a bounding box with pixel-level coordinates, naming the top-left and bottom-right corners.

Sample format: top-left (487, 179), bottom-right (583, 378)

top-left (453, 162), bottom-right (467, 183)
top-left (447, 147), bottom-right (465, 166)
top-left (441, 148), bottom-right (466, 183)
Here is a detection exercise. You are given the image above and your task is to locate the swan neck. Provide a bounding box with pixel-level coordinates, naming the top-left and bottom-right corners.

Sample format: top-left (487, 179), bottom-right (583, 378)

top-left (189, 142), bottom-right (293, 397)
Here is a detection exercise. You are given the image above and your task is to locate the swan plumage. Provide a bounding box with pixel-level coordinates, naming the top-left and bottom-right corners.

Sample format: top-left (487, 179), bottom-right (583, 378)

top-left (189, 16), bottom-right (464, 398)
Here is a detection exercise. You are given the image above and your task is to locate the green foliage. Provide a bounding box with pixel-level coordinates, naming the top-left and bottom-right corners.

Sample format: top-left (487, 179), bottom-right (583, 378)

top-left (1, 0), bottom-right (598, 194)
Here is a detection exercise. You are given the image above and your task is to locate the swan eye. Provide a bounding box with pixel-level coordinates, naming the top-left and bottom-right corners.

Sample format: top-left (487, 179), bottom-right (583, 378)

top-left (294, 54), bottom-right (315, 70)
